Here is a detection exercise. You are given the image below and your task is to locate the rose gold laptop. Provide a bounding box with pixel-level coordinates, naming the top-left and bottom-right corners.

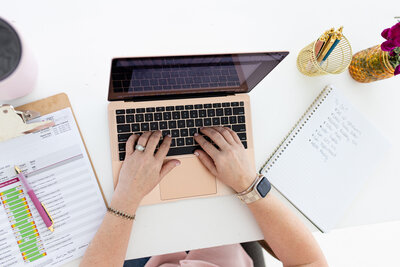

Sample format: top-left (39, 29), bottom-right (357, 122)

top-left (107, 52), bottom-right (288, 205)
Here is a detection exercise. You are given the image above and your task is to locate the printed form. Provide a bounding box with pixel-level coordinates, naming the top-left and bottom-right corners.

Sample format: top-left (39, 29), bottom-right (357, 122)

top-left (0, 108), bottom-right (106, 266)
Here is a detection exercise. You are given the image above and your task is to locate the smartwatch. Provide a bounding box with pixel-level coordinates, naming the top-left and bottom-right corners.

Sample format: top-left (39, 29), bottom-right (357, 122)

top-left (237, 176), bottom-right (271, 204)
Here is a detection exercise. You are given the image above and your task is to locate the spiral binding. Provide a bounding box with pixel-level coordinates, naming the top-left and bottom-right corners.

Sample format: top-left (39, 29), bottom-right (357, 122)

top-left (259, 86), bottom-right (334, 174)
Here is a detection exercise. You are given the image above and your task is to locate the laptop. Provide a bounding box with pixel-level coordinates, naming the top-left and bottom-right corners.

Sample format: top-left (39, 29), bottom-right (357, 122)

top-left (107, 52), bottom-right (288, 205)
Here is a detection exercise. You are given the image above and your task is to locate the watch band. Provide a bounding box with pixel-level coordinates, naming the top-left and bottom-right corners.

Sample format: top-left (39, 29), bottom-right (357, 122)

top-left (237, 175), bottom-right (271, 204)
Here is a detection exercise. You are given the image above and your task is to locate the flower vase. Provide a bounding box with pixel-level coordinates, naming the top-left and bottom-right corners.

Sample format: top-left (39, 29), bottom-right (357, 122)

top-left (348, 45), bottom-right (395, 83)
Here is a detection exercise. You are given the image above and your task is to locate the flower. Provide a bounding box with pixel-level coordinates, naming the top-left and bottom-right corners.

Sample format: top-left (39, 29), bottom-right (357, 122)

top-left (381, 22), bottom-right (400, 51)
top-left (395, 65), bottom-right (400, 75)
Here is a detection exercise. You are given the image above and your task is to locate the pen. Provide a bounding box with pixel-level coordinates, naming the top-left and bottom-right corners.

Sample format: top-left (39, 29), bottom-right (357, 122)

top-left (321, 26), bottom-right (343, 63)
top-left (14, 166), bottom-right (54, 232)
top-left (317, 28), bottom-right (336, 63)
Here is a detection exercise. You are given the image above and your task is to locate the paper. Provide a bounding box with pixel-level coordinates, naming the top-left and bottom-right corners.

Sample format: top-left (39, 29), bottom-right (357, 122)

top-left (0, 108), bottom-right (106, 266)
top-left (262, 86), bottom-right (391, 232)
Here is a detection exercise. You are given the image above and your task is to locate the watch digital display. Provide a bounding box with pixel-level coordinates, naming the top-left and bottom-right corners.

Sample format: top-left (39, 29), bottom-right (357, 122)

top-left (256, 177), bottom-right (271, 197)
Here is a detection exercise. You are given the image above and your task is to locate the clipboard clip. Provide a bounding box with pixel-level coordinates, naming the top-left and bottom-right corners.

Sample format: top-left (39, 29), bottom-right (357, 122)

top-left (0, 104), bottom-right (55, 142)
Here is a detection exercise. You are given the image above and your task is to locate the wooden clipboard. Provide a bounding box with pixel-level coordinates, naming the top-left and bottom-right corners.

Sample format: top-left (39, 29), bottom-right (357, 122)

top-left (15, 93), bottom-right (108, 206)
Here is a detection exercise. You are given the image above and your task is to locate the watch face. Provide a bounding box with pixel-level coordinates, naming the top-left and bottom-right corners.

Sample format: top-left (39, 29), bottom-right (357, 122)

top-left (256, 177), bottom-right (271, 197)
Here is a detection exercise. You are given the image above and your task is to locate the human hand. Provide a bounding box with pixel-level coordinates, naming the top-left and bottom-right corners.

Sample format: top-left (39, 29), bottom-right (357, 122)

top-left (193, 127), bottom-right (256, 193)
top-left (115, 131), bottom-right (181, 203)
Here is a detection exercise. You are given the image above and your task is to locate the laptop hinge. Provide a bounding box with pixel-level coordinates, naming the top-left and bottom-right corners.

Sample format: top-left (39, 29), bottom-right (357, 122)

top-left (122, 92), bottom-right (235, 102)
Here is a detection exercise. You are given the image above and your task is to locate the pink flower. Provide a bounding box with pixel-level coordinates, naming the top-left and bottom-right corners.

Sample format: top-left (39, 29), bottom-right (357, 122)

top-left (381, 22), bottom-right (400, 51)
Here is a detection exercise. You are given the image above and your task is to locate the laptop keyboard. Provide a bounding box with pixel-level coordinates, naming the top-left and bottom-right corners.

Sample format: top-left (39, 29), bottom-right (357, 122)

top-left (115, 101), bottom-right (247, 161)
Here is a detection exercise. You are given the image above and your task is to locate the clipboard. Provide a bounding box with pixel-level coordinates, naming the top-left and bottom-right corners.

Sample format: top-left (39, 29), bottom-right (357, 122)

top-left (13, 93), bottom-right (108, 206)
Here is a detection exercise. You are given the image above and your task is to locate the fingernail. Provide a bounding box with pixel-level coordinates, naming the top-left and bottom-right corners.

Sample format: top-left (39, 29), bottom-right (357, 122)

top-left (176, 161), bottom-right (181, 166)
top-left (194, 133), bottom-right (198, 137)
top-left (194, 151), bottom-right (199, 156)
top-left (168, 134), bottom-right (171, 137)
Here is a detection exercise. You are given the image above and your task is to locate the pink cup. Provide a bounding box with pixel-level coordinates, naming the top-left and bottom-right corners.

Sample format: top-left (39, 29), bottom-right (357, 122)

top-left (0, 17), bottom-right (37, 101)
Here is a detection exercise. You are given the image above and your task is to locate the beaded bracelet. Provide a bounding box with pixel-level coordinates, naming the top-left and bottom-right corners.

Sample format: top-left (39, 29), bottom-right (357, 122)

top-left (107, 207), bottom-right (135, 220)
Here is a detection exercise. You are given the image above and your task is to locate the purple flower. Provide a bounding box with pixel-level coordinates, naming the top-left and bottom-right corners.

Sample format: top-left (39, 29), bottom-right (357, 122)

top-left (381, 22), bottom-right (400, 51)
top-left (395, 65), bottom-right (400, 76)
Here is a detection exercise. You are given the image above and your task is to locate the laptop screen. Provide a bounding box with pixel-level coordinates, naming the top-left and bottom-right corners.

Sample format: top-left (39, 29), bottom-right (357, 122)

top-left (108, 52), bottom-right (288, 101)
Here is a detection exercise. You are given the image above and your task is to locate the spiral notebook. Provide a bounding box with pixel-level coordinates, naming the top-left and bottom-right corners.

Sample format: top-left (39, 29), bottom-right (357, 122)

top-left (260, 85), bottom-right (390, 232)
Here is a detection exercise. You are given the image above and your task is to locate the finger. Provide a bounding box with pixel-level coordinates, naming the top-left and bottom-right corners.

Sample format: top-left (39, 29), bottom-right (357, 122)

top-left (125, 134), bottom-right (140, 155)
top-left (135, 131), bottom-right (152, 152)
top-left (200, 127), bottom-right (230, 150)
top-left (194, 150), bottom-right (217, 176)
top-left (227, 127), bottom-right (242, 144)
top-left (155, 135), bottom-right (172, 160)
top-left (213, 126), bottom-right (235, 145)
top-left (160, 159), bottom-right (181, 178)
top-left (193, 133), bottom-right (219, 158)
top-left (145, 131), bottom-right (162, 155)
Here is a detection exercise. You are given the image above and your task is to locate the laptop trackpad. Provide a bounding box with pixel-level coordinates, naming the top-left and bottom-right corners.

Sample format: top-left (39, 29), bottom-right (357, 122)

top-left (160, 157), bottom-right (217, 200)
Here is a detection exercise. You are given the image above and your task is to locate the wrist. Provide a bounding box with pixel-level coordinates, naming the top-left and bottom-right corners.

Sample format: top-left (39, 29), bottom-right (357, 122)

top-left (234, 173), bottom-right (259, 193)
top-left (111, 187), bottom-right (141, 215)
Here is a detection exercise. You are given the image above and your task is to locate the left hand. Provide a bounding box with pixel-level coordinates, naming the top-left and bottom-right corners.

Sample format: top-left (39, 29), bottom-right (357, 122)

top-left (115, 131), bottom-right (181, 203)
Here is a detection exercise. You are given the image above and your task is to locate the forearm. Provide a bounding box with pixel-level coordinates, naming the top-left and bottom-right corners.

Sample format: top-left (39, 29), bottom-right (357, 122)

top-left (248, 194), bottom-right (327, 267)
top-left (80, 191), bottom-right (140, 267)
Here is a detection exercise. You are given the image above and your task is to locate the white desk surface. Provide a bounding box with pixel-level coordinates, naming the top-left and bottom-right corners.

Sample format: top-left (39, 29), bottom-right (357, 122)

top-left (1, 1), bottom-right (400, 266)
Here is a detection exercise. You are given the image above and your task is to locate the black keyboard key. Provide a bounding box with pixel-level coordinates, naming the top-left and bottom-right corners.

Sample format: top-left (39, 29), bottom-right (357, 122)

top-left (194, 104), bottom-right (203, 109)
top-left (116, 115), bottom-right (125, 124)
top-left (232, 124), bottom-right (246, 132)
top-left (150, 122), bottom-right (158, 130)
top-left (136, 108), bottom-right (145, 113)
top-left (229, 116), bottom-right (237, 124)
top-left (171, 139), bottom-right (176, 147)
top-left (240, 101), bottom-right (244, 106)
top-left (185, 137), bottom-right (194, 145)
top-left (238, 132), bottom-right (247, 141)
top-left (117, 124), bottom-right (130, 133)
top-left (242, 141), bottom-right (247, 149)
top-left (156, 107), bottom-right (165, 112)
top-left (119, 143), bottom-right (126, 152)
top-left (162, 130), bottom-right (170, 137)
top-left (199, 110), bottom-right (207, 117)
top-left (172, 111), bottom-right (181, 119)
top-left (189, 128), bottom-right (197, 136)
top-left (233, 107), bottom-right (245, 115)
top-left (131, 123), bottom-right (140, 132)
top-left (154, 113), bottom-right (162, 121)
top-left (146, 107), bottom-right (155, 112)
top-left (116, 109), bottom-right (125, 114)
top-left (177, 138), bottom-right (185, 146)
top-left (167, 146), bottom-right (200, 156)
top-left (222, 102), bottom-right (230, 107)
top-left (163, 112), bottom-right (172, 120)
top-left (238, 115), bottom-right (245, 123)
top-left (160, 121), bottom-right (168, 129)
top-left (118, 134), bottom-right (131, 142)
top-left (213, 103), bottom-right (221, 108)
top-left (166, 106), bottom-right (174, 111)
top-left (212, 117), bottom-right (220, 125)
top-left (168, 121), bottom-right (177, 129)
top-left (216, 108), bottom-right (223, 116)
top-left (145, 113), bottom-right (154, 121)
top-left (141, 123), bottom-right (150, 131)
top-left (221, 117), bottom-right (229, 125)
top-left (185, 105), bottom-right (194, 110)
top-left (204, 118), bottom-right (211, 126)
top-left (119, 152), bottom-right (126, 161)
top-left (224, 108), bottom-right (232, 116)
top-left (195, 119), bottom-right (203, 127)
top-left (190, 110), bottom-right (198, 118)
top-left (126, 115), bottom-right (134, 123)
top-left (231, 102), bottom-right (239, 107)
top-left (186, 119), bottom-right (194, 127)
top-left (181, 111), bottom-right (189, 119)
top-left (135, 114), bottom-right (144, 122)
top-left (204, 104), bottom-right (212, 108)
top-left (126, 109), bottom-right (135, 114)
top-left (171, 129), bottom-right (179, 137)
top-left (176, 105), bottom-right (184, 110)
top-left (180, 129), bottom-right (189, 137)
top-left (177, 120), bottom-right (186, 128)
top-left (207, 109), bottom-right (215, 117)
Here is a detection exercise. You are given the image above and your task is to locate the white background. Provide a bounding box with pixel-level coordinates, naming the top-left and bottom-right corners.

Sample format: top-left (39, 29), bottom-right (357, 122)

top-left (1, 1), bottom-right (400, 266)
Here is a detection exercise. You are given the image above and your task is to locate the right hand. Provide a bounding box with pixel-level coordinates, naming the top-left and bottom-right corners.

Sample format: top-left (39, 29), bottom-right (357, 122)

top-left (193, 127), bottom-right (257, 193)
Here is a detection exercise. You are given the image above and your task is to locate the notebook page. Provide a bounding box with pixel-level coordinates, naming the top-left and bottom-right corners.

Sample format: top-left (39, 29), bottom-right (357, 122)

top-left (0, 108), bottom-right (106, 266)
top-left (262, 86), bottom-right (390, 232)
